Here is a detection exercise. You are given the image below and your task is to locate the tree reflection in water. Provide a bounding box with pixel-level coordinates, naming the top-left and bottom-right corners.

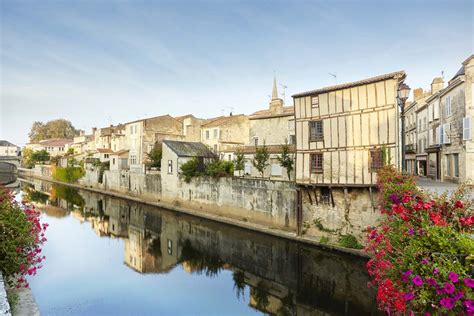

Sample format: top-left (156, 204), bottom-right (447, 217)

top-left (179, 239), bottom-right (225, 278)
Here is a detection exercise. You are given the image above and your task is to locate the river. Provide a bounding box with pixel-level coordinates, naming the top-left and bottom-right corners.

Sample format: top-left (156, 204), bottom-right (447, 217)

top-left (9, 177), bottom-right (380, 315)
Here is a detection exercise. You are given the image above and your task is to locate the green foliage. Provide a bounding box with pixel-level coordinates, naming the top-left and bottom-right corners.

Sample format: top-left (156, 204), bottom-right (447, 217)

top-left (53, 185), bottom-right (85, 208)
top-left (252, 143), bottom-right (269, 178)
top-left (253, 281), bottom-right (270, 310)
top-left (381, 144), bottom-right (392, 166)
top-left (338, 234), bottom-right (363, 249)
top-left (233, 150), bottom-right (245, 176)
top-left (28, 119), bottom-right (79, 142)
top-left (277, 140), bottom-right (294, 180)
top-left (180, 158), bottom-right (233, 183)
top-left (66, 148), bottom-right (75, 155)
top-left (232, 270), bottom-right (246, 300)
top-left (319, 236), bottom-right (330, 244)
top-left (313, 218), bottom-right (337, 233)
top-left (97, 162), bottom-right (110, 184)
top-left (52, 166), bottom-right (85, 183)
top-left (21, 148), bottom-right (34, 168)
top-left (30, 150), bottom-right (50, 164)
top-left (146, 146), bottom-right (162, 169)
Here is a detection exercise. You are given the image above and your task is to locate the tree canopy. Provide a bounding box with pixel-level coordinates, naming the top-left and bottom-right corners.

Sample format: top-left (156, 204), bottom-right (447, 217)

top-left (29, 119), bottom-right (79, 142)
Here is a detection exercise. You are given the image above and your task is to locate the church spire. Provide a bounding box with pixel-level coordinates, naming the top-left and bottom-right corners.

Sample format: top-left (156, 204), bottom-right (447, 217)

top-left (272, 76), bottom-right (278, 100)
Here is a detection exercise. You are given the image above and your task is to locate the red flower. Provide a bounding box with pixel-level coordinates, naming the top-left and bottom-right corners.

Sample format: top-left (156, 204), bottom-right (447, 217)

top-left (454, 200), bottom-right (464, 209)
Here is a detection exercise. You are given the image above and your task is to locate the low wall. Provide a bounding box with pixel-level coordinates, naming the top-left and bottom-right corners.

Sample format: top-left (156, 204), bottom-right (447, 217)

top-left (163, 177), bottom-right (297, 230)
top-left (301, 187), bottom-right (380, 243)
top-left (101, 170), bottom-right (161, 199)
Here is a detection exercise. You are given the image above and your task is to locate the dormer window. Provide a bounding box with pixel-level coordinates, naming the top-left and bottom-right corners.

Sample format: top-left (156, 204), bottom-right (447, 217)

top-left (311, 95), bottom-right (319, 107)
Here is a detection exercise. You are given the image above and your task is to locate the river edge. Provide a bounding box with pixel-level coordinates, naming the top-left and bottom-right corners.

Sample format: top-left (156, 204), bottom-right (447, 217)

top-left (1, 272), bottom-right (40, 316)
top-left (18, 174), bottom-right (369, 259)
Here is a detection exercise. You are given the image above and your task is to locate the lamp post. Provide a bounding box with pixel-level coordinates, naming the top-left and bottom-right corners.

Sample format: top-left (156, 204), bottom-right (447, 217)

top-left (397, 82), bottom-right (411, 173)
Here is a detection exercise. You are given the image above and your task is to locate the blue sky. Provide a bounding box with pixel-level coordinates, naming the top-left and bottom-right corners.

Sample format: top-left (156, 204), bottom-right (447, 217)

top-left (1, 0), bottom-right (473, 146)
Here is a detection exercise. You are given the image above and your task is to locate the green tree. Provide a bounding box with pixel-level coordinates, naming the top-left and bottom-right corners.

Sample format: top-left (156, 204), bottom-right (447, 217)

top-left (30, 150), bottom-right (50, 164)
top-left (277, 140), bottom-right (294, 181)
top-left (66, 148), bottom-right (75, 156)
top-left (21, 148), bottom-right (34, 168)
top-left (28, 119), bottom-right (79, 142)
top-left (252, 142), bottom-right (269, 178)
top-left (233, 150), bottom-right (245, 176)
top-left (146, 145), bottom-right (162, 169)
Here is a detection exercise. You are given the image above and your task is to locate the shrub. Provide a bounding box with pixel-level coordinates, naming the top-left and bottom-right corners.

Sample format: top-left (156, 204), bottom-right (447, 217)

top-left (252, 143), bottom-right (269, 177)
top-left (366, 166), bottom-right (473, 314)
top-left (206, 160), bottom-right (234, 178)
top-left (339, 234), bottom-right (363, 249)
top-left (180, 158), bottom-right (205, 183)
top-left (0, 186), bottom-right (48, 288)
top-left (52, 166), bottom-right (85, 183)
top-left (146, 146), bottom-right (162, 169)
top-left (180, 158), bottom-right (233, 183)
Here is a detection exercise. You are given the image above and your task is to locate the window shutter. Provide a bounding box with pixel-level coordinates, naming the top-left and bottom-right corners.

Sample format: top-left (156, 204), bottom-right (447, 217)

top-left (435, 126), bottom-right (440, 144)
top-left (463, 117), bottom-right (472, 140)
top-left (443, 123), bottom-right (450, 144)
top-left (439, 125), bottom-right (444, 145)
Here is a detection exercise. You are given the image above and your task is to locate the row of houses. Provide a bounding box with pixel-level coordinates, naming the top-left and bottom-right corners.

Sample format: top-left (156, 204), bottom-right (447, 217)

top-left (24, 54), bottom-right (473, 186)
top-left (405, 55), bottom-right (473, 183)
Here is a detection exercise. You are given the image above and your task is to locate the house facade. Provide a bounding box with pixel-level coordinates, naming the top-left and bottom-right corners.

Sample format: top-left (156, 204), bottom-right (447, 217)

top-left (201, 115), bottom-right (249, 153)
top-left (26, 138), bottom-right (73, 157)
top-left (438, 55), bottom-right (473, 182)
top-left (292, 71), bottom-right (406, 186)
top-left (0, 140), bottom-right (20, 157)
top-left (404, 101), bottom-right (417, 175)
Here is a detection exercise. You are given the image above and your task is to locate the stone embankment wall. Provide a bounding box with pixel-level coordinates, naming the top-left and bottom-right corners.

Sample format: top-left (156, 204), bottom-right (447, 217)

top-left (300, 186), bottom-right (380, 243)
top-left (165, 177), bottom-right (297, 230)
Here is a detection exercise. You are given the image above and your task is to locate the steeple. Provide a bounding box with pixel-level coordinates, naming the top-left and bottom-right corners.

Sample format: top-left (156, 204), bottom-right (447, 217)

top-left (272, 76), bottom-right (278, 100)
top-left (269, 75), bottom-right (283, 113)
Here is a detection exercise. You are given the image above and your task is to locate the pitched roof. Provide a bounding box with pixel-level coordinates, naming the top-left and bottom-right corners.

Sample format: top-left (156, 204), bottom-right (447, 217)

top-left (39, 138), bottom-right (73, 146)
top-left (174, 114), bottom-right (196, 122)
top-left (451, 66), bottom-right (465, 81)
top-left (96, 148), bottom-right (114, 153)
top-left (292, 71), bottom-right (406, 98)
top-left (163, 140), bottom-right (215, 158)
top-left (112, 149), bottom-right (129, 156)
top-left (0, 140), bottom-right (17, 147)
top-left (201, 114), bottom-right (247, 128)
top-left (250, 106), bottom-right (294, 119)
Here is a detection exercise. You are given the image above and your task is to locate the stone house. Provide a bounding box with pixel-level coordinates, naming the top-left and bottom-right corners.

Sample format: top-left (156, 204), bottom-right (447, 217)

top-left (201, 114), bottom-right (249, 154)
top-left (71, 131), bottom-right (94, 155)
top-left (26, 138), bottom-right (73, 157)
top-left (161, 140), bottom-right (215, 198)
top-left (93, 148), bottom-right (114, 162)
top-left (424, 79), bottom-right (444, 180)
top-left (0, 140), bottom-right (20, 156)
top-left (415, 92), bottom-right (430, 176)
top-left (110, 150), bottom-right (129, 171)
top-left (175, 114), bottom-right (206, 142)
top-left (124, 115), bottom-right (183, 173)
top-left (438, 55), bottom-right (474, 182)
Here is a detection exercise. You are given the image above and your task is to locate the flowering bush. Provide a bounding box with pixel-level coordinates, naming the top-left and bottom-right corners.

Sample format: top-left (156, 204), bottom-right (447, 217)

top-left (367, 166), bottom-right (473, 315)
top-left (0, 186), bottom-right (48, 288)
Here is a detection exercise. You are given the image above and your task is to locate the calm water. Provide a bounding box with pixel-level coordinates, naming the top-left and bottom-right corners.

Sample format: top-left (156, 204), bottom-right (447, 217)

top-left (13, 178), bottom-right (379, 315)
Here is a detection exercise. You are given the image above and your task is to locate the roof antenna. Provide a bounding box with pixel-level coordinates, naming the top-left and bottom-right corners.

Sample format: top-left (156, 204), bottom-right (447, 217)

top-left (441, 70), bottom-right (444, 80)
top-left (279, 83), bottom-right (288, 105)
top-left (329, 73), bottom-right (337, 84)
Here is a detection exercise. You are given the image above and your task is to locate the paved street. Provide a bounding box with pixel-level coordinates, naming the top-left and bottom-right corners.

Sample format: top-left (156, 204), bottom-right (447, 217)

top-left (417, 178), bottom-right (473, 199)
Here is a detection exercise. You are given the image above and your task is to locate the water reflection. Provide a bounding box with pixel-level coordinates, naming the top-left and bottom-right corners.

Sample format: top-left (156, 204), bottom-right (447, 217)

top-left (20, 179), bottom-right (380, 315)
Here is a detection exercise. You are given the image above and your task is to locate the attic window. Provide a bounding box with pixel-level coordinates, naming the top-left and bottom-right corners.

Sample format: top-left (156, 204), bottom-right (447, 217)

top-left (311, 96), bottom-right (319, 107)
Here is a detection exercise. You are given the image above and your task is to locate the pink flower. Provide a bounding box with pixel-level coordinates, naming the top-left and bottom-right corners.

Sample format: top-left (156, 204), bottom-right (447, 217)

top-left (444, 282), bottom-right (455, 294)
top-left (412, 275), bottom-right (423, 286)
top-left (465, 278), bottom-right (474, 288)
top-left (448, 272), bottom-right (459, 283)
top-left (426, 278), bottom-right (437, 287)
top-left (403, 292), bottom-right (414, 301)
top-left (433, 268), bottom-right (440, 274)
top-left (440, 297), bottom-right (455, 310)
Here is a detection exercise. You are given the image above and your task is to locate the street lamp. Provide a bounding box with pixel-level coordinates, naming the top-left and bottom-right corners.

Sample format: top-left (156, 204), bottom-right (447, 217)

top-left (397, 82), bottom-right (411, 173)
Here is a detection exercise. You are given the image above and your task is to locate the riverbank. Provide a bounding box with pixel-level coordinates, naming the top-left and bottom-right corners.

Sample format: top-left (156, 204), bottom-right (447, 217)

top-left (18, 173), bottom-right (368, 258)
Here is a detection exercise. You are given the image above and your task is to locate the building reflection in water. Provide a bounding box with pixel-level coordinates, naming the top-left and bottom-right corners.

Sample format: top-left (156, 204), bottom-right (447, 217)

top-left (20, 179), bottom-right (381, 316)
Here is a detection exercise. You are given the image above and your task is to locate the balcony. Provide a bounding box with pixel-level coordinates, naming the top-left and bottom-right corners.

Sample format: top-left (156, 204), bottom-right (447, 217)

top-left (405, 144), bottom-right (416, 153)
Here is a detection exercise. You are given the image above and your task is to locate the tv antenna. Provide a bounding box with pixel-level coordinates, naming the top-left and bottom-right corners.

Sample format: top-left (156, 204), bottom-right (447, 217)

top-left (329, 72), bottom-right (337, 84)
top-left (221, 106), bottom-right (234, 116)
top-left (279, 83), bottom-right (288, 105)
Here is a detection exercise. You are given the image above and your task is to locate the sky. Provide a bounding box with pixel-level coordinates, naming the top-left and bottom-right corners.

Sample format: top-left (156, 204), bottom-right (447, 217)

top-left (1, 0), bottom-right (473, 146)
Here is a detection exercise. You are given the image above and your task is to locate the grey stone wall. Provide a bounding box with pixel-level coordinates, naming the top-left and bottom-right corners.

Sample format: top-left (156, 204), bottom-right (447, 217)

top-left (167, 177), bottom-right (297, 230)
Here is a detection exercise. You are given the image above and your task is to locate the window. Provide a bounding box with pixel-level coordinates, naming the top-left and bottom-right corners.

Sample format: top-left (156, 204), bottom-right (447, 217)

top-left (445, 96), bottom-right (452, 117)
top-left (463, 117), bottom-right (471, 140)
top-left (228, 154), bottom-right (232, 161)
top-left (130, 155), bottom-right (137, 165)
top-left (370, 149), bottom-right (383, 172)
top-left (213, 129), bottom-right (218, 139)
top-left (271, 164), bottom-right (282, 176)
top-left (244, 162), bottom-right (252, 175)
top-left (446, 154), bottom-right (452, 176)
top-left (112, 158), bottom-right (116, 165)
top-left (167, 239), bottom-right (173, 255)
top-left (254, 137), bottom-right (259, 146)
top-left (310, 153), bottom-right (323, 173)
top-left (309, 121), bottom-right (324, 141)
top-left (213, 144), bottom-right (217, 152)
top-left (311, 95), bottom-right (319, 107)
top-left (104, 154), bottom-right (109, 159)
top-left (288, 119), bottom-right (294, 130)
top-left (168, 160), bottom-right (173, 173)
top-left (289, 135), bottom-right (296, 145)
top-left (453, 154), bottom-right (459, 177)
top-left (206, 130), bottom-right (210, 140)
top-left (439, 125), bottom-right (444, 144)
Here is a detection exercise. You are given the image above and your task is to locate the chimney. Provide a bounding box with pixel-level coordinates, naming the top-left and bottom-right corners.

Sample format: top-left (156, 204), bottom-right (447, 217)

top-left (413, 88), bottom-right (424, 101)
top-left (431, 77), bottom-right (444, 94)
top-left (79, 130), bottom-right (85, 136)
top-left (92, 127), bottom-right (97, 133)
